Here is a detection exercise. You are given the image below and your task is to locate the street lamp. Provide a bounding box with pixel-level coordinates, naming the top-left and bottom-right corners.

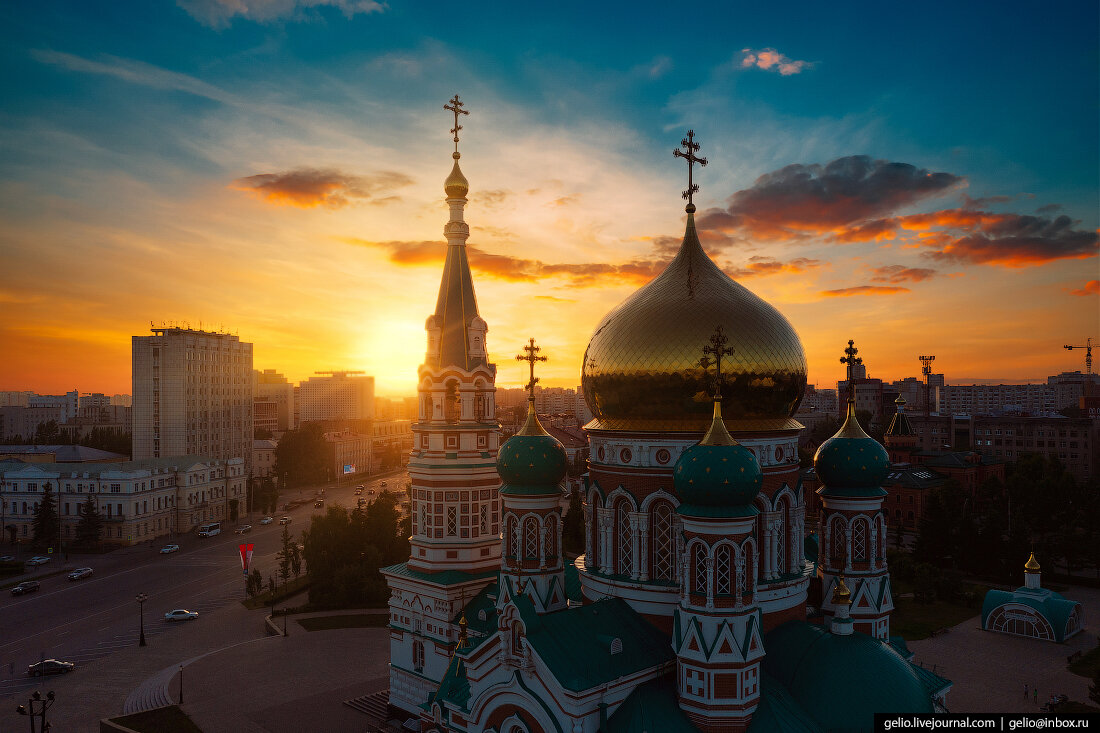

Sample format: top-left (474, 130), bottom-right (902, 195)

top-left (16, 689), bottom-right (54, 733)
top-left (136, 593), bottom-right (148, 647)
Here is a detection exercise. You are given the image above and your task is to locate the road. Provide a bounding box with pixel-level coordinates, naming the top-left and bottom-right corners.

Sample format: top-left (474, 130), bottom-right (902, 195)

top-left (0, 470), bottom-right (406, 700)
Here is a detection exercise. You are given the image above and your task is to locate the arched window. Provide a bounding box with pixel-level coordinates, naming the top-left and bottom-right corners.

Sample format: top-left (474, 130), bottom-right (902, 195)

top-left (830, 518), bottom-right (847, 566)
top-left (692, 543), bottom-right (707, 594)
top-left (616, 502), bottom-right (633, 576)
top-left (544, 514), bottom-right (557, 559)
top-left (511, 622), bottom-right (524, 655)
top-left (852, 519), bottom-right (868, 562)
top-left (505, 515), bottom-right (517, 559)
top-left (715, 544), bottom-right (732, 596)
top-left (650, 502), bottom-right (675, 581)
top-left (523, 516), bottom-right (539, 560)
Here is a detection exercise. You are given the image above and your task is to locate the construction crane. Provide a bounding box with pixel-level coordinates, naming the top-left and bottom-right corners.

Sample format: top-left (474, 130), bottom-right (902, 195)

top-left (919, 355), bottom-right (936, 417)
top-left (1064, 338), bottom-right (1094, 399)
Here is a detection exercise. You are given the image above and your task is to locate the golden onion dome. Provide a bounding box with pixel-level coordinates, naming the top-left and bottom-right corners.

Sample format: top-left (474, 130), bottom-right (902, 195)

top-left (444, 152), bottom-right (469, 198)
top-left (1024, 552), bottom-right (1041, 573)
top-left (581, 212), bottom-right (807, 432)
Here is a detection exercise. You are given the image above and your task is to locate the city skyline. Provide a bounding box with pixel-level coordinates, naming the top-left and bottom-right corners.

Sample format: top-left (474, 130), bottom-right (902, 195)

top-left (2, 1), bottom-right (1097, 397)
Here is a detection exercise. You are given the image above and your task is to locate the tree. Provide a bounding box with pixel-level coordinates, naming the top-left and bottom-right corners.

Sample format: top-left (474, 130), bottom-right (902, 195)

top-left (228, 499), bottom-right (239, 523)
top-left (274, 423), bottom-right (330, 488)
top-left (32, 482), bottom-right (59, 550)
top-left (247, 569), bottom-right (263, 597)
top-left (277, 525), bottom-right (293, 585)
top-left (562, 486), bottom-right (585, 554)
top-left (75, 493), bottom-right (104, 547)
top-left (289, 540), bottom-right (302, 580)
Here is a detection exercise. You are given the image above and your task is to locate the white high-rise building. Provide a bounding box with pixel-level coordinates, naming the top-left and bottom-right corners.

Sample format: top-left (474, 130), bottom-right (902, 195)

top-left (297, 371), bottom-right (375, 423)
top-left (254, 369), bottom-right (296, 431)
top-left (132, 328), bottom-right (253, 476)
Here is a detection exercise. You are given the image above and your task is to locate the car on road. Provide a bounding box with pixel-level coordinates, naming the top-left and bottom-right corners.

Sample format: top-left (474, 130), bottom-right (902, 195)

top-left (314, 500), bottom-right (324, 508)
top-left (279, 516), bottom-right (292, 525)
top-left (164, 609), bottom-right (199, 622)
top-left (160, 544), bottom-right (180, 554)
top-left (234, 525), bottom-right (252, 534)
top-left (0, 555), bottom-right (15, 562)
top-left (68, 567), bottom-right (94, 581)
top-left (380, 481), bottom-right (388, 487)
top-left (25, 556), bottom-right (51, 567)
top-left (27, 659), bottom-right (74, 676)
top-left (11, 581), bottom-right (40, 596)
top-left (260, 517), bottom-right (274, 525)
top-left (354, 485), bottom-right (364, 494)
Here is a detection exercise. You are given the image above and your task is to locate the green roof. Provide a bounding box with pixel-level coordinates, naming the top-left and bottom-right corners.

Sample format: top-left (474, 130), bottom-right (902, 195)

top-left (519, 596), bottom-right (673, 692)
top-left (563, 562), bottom-right (583, 603)
top-left (748, 673), bottom-right (825, 733)
top-left (674, 442), bottom-right (763, 513)
top-left (431, 653), bottom-right (471, 711)
top-left (456, 579), bottom-right (500, 650)
top-left (763, 621), bottom-right (935, 731)
top-left (498, 431), bottom-right (567, 489)
top-left (982, 586), bottom-right (1081, 642)
top-left (381, 562), bottom-right (499, 588)
top-left (605, 675), bottom-right (697, 733)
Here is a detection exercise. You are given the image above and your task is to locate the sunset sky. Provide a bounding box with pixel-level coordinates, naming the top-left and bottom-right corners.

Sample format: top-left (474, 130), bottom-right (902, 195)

top-left (1, 1), bottom-right (1097, 397)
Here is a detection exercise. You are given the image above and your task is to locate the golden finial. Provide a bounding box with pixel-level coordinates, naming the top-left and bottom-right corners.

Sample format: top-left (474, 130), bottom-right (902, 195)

top-left (457, 612), bottom-right (469, 650)
top-left (1024, 552), bottom-right (1041, 573)
top-left (840, 339), bottom-right (862, 405)
top-left (673, 129), bottom-right (707, 212)
top-left (831, 574), bottom-right (851, 605)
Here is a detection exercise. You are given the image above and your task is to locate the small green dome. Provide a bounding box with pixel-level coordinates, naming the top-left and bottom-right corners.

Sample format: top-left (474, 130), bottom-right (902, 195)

top-left (497, 403), bottom-right (567, 495)
top-left (674, 402), bottom-right (762, 516)
top-left (814, 401), bottom-right (890, 491)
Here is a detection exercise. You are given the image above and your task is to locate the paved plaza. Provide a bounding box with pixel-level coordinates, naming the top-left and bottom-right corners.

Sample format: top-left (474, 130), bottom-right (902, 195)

top-left (910, 584), bottom-right (1099, 713)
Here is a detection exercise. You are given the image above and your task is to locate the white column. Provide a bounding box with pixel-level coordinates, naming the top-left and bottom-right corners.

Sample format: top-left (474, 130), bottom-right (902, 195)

top-left (630, 513), bottom-right (641, 581)
top-left (638, 517), bottom-right (650, 582)
top-left (705, 551), bottom-right (715, 610)
top-left (583, 505), bottom-right (594, 569)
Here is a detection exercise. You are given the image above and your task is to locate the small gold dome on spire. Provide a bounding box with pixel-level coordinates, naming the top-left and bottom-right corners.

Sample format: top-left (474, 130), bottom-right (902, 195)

top-left (1024, 552), bottom-right (1041, 573)
top-left (445, 155), bottom-right (469, 198)
top-left (831, 574), bottom-right (852, 606)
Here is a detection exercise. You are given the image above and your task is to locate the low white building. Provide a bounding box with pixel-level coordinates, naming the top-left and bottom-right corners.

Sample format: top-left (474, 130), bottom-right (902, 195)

top-left (0, 455), bottom-right (245, 546)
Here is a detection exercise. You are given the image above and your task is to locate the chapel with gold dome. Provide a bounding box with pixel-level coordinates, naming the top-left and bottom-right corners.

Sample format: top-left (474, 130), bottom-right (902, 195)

top-left (382, 104), bottom-right (950, 733)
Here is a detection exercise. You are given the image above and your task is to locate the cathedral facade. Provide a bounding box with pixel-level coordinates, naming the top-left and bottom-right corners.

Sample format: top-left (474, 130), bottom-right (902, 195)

top-left (383, 103), bottom-right (950, 733)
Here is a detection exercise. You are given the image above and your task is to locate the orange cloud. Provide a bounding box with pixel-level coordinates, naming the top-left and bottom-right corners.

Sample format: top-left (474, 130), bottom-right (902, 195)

top-left (727, 256), bottom-right (823, 278)
top-left (870, 265), bottom-right (937, 283)
top-left (230, 168), bottom-right (412, 209)
top-left (820, 285), bottom-right (911, 297)
top-left (1069, 280), bottom-right (1099, 296)
top-left (346, 238), bottom-right (665, 286)
top-left (740, 48), bottom-right (812, 75)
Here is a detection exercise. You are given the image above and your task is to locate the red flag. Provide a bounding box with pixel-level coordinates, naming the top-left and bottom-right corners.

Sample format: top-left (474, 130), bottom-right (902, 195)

top-left (239, 543), bottom-right (254, 574)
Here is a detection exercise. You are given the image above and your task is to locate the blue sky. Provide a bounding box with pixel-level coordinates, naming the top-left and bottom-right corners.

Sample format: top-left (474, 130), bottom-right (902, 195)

top-left (1, 0), bottom-right (1097, 394)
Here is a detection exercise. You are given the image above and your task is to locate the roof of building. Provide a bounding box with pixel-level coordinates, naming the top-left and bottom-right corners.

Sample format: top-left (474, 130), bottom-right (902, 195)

top-left (914, 450), bottom-right (1006, 468)
top-left (518, 596), bottom-right (673, 692)
top-left (747, 673), bottom-right (825, 733)
top-left (455, 580), bottom-right (499, 651)
top-left (981, 586), bottom-right (1081, 642)
top-left (0, 445), bottom-right (128, 462)
top-left (604, 675), bottom-right (697, 733)
top-left (0, 454), bottom-right (230, 476)
top-left (543, 424), bottom-right (586, 450)
top-left (498, 403), bottom-right (568, 494)
top-left (674, 401), bottom-right (764, 517)
top-left (253, 439), bottom-right (277, 450)
top-left (431, 653), bottom-right (471, 711)
top-left (885, 399), bottom-right (915, 438)
top-left (431, 239), bottom-right (484, 371)
top-left (763, 621), bottom-right (935, 730)
top-left (813, 401), bottom-right (891, 495)
top-left (381, 562), bottom-right (500, 588)
top-left (883, 464), bottom-right (946, 490)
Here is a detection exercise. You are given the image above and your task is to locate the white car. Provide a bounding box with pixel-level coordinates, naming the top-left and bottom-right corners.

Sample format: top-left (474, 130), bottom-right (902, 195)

top-left (160, 544), bottom-right (180, 554)
top-left (164, 609), bottom-right (199, 622)
top-left (234, 525), bottom-right (252, 534)
top-left (278, 516), bottom-right (292, 525)
top-left (25, 556), bottom-right (51, 567)
top-left (68, 567), bottom-right (93, 581)
top-left (259, 517), bottom-right (274, 525)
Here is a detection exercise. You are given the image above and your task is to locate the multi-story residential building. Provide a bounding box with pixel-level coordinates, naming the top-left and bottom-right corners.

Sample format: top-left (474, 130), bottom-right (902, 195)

top-left (0, 445), bottom-right (127, 464)
top-left (253, 439), bottom-right (277, 479)
top-left (938, 383), bottom-right (1053, 416)
top-left (110, 394), bottom-right (133, 407)
top-left (324, 430), bottom-right (372, 480)
top-left (0, 406), bottom-right (66, 440)
top-left (0, 455), bottom-right (245, 546)
top-left (254, 369), bottom-right (296, 432)
top-left (0, 392), bottom-right (33, 408)
top-left (28, 390), bottom-right (79, 422)
top-left (371, 419), bottom-right (413, 467)
top-left (297, 371), bottom-right (374, 424)
top-left (1048, 371), bottom-right (1100, 412)
top-left (132, 327), bottom-right (253, 477)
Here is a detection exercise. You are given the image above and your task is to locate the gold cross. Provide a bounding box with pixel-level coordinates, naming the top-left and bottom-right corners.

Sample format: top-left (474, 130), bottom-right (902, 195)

top-left (840, 339), bottom-right (863, 402)
top-left (444, 94), bottom-right (469, 153)
top-left (701, 325), bottom-right (734, 399)
top-left (516, 337), bottom-right (547, 401)
top-left (673, 130), bottom-right (707, 209)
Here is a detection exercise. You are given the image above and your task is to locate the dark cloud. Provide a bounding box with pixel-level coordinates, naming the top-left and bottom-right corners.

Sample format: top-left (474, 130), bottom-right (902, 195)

top-left (960, 193), bottom-right (1013, 209)
top-left (820, 285), bottom-right (911, 297)
top-left (727, 256), bottom-right (823, 278)
top-left (1037, 203), bottom-right (1063, 215)
top-left (918, 213), bottom-right (1098, 267)
top-left (230, 168), bottom-right (411, 209)
top-left (698, 155), bottom-right (962, 242)
top-left (870, 265), bottom-right (937, 283)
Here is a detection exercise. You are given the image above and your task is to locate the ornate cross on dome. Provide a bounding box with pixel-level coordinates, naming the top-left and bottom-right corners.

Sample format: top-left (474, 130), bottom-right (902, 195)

top-left (840, 339), bottom-right (862, 403)
top-left (444, 94), bottom-right (469, 154)
top-left (516, 337), bottom-right (547, 401)
top-left (701, 325), bottom-right (734, 399)
top-left (673, 129), bottom-right (707, 211)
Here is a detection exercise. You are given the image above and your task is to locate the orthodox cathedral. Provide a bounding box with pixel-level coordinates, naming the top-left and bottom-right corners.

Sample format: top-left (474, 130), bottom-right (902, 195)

top-left (381, 98), bottom-right (951, 733)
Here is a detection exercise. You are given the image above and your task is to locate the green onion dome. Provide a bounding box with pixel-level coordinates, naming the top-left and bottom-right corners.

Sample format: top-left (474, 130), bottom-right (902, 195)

top-left (497, 401), bottom-right (568, 496)
top-left (674, 401), bottom-right (763, 517)
top-left (813, 400), bottom-right (890, 493)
